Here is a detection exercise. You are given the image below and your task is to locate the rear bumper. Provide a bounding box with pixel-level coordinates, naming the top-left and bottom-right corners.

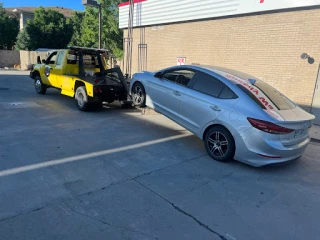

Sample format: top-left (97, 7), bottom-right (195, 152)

top-left (234, 128), bottom-right (310, 167)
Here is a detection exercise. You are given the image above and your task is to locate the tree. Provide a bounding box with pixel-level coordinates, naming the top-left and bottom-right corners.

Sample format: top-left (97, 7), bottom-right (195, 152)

top-left (0, 2), bottom-right (19, 49)
top-left (15, 28), bottom-right (32, 50)
top-left (79, 0), bottom-right (123, 58)
top-left (15, 7), bottom-right (73, 50)
top-left (69, 11), bottom-right (84, 46)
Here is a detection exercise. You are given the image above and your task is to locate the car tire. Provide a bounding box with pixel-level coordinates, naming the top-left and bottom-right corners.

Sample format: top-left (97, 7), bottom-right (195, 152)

top-left (204, 126), bottom-right (235, 162)
top-left (34, 76), bottom-right (47, 95)
top-left (75, 86), bottom-right (89, 111)
top-left (131, 82), bottom-right (146, 107)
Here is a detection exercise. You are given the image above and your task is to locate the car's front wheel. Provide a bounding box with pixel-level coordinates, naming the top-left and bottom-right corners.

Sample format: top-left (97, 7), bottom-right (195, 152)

top-left (75, 86), bottom-right (89, 111)
top-left (131, 82), bottom-right (146, 107)
top-left (204, 126), bottom-right (235, 162)
top-left (34, 76), bottom-right (47, 95)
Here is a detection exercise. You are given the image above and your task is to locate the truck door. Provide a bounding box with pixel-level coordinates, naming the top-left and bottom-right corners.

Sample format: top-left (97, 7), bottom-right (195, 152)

top-left (43, 51), bottom-right (64, 88)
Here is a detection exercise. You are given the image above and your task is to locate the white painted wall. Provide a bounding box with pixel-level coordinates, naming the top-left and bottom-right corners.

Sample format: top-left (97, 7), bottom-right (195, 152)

top-left (119, 0), bottom-right (320, 28)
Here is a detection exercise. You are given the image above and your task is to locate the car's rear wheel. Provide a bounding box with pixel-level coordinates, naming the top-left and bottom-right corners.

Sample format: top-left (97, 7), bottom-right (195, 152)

top-left (34, 76), bottom-right (47, 95)
top-left (132, 82), bottom-right (146, 107)
top-left (75, 86), bottom-right (89, 111)
top-left (204, 126), bottom-right (235, 162)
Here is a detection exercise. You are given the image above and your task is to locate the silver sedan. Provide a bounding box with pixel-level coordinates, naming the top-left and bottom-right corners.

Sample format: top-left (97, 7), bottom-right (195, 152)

top-left (129, 65), bottom-right (315, 167)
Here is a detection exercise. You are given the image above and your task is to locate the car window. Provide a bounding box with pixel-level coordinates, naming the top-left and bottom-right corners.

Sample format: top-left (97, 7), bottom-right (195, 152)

top-left (46, 52), bottom-right (58, 65)
top-left (56, 51), bottom-right (65, 66)
top-left (236, 84), bottom-right (266, 109)
top-left (192, 72), bottom-right (225, 98)
top-left (252, 80), bottom-right (295, 110)
top-left (218, 86), bottom-right (237, 99)
top-left (163, 69), bottom-right (195, 86)
top-left (236, 79), bottom-right (295, 110)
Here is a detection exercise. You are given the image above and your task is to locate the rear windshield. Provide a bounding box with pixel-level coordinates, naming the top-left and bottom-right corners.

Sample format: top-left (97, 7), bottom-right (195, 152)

top-left (237, 79), bottom-right (296, 110)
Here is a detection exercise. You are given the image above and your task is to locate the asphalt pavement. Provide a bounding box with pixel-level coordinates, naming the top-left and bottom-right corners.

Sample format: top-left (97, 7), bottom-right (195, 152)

top-left (0, 70), bottom-right (320, 240)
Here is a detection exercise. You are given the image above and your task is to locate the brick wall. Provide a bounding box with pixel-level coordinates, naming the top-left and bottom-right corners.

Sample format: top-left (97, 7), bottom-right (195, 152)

top-left (124, 8), bottom-right (320, 110)
top-left (0, 50), bottom-right (20, 68)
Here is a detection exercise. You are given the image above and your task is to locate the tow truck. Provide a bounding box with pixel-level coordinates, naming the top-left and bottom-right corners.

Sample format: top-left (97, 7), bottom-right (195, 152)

top-left (30, 46), bottom-right (131, 111)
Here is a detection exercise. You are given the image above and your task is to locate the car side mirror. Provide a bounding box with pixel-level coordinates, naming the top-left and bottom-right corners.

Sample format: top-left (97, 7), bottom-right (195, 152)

top-left (42, 59), bottom-right (46, 64)
top-left (154, 72), bottom-right (163, 78)
top-left (37, 56), bottom-right (41, 64)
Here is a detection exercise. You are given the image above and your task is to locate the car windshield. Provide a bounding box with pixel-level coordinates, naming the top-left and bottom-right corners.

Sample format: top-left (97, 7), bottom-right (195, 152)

top-left (237, 79), bottom-right (296, 110)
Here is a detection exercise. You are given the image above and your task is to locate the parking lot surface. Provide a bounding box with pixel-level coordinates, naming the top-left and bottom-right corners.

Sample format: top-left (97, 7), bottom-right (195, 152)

top-left (1, 71), bottom-right (320, 240)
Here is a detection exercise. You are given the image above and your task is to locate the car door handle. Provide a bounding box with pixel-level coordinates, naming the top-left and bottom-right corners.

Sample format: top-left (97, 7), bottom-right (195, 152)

top-left (210, 105), bottom-right (221, 111)
top-left (173, 90), bottom-right (181, 96)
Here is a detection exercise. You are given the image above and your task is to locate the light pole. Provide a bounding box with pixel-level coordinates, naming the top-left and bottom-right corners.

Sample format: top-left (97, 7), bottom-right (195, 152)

top-left (82, 0), bottom-right (102, 49)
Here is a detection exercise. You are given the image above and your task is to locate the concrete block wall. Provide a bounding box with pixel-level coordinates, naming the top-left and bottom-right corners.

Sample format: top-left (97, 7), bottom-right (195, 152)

top-left (20, 51), bottom-right (48, 70)
top-left (124, 8), bottom-right (320, 110)
top-left (0, 50), bottom-right (20, 68)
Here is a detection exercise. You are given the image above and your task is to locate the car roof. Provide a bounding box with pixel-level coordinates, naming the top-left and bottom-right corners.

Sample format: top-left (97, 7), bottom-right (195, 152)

top-left (68, 46), bottom-right (110, 54)
top-left (185, 64), bottom-right (255, 83)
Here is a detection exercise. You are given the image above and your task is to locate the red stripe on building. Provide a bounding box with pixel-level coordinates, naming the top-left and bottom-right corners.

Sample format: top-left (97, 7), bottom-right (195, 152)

top-left (119, 0), bottom-right (147, 7)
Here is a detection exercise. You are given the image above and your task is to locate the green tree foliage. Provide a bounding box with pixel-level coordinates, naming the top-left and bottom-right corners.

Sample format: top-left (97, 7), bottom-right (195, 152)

top-left (78, 0), bottom-right (123, 58)
top-left (0, 2), bottom-right (19, 49)
top-left (15, 7), bottom-right (73, 50)
top-left (69, 11), bottom-right (84, 46)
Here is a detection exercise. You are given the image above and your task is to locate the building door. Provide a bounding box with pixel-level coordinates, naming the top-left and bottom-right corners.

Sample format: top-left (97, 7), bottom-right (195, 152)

top-left (312, 65), bottom-right (320, 125)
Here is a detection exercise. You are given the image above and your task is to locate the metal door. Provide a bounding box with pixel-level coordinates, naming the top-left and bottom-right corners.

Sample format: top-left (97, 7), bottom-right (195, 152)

top-left (148, 79), bottom-right (185, 122)
top-left (312, 65), bottom-right (320, 125)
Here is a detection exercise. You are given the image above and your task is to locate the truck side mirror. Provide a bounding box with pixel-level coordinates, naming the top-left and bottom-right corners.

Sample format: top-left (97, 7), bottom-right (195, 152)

top-left (42, 59), bottom-right (46, 64)
top-left (37, 56), bottom-right (41, 64)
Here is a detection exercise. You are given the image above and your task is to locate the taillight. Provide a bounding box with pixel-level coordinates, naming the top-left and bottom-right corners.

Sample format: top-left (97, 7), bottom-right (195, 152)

top-left (247, 117), bottom-right (294, 134)
top-left (94, 79), bottom-right (99, 84)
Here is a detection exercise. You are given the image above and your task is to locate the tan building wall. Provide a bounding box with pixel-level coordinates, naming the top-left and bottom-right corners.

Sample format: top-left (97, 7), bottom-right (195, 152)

top-left (0, 50), bottom-right (50, 69)
top-left (124, 8), bottom-right (320, 111)
top-left (0, 50), bottom-right (20, 68)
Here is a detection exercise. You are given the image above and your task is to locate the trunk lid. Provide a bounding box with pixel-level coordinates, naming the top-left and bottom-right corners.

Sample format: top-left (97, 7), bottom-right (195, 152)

top-left (218, 68), bottom-right (315, 146)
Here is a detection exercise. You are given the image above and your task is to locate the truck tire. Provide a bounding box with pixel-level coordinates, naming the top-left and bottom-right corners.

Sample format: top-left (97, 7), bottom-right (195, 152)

top-left (75, 86), bottom-right (89, 111)
top-left (34, 76), bottom-right (47, 95)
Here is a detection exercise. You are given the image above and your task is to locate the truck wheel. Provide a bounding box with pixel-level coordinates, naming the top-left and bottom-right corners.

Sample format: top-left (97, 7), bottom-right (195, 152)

top-left (75, 86), bottom-right (89, 111)
top-left (34, 76), bottom-right (47, 95)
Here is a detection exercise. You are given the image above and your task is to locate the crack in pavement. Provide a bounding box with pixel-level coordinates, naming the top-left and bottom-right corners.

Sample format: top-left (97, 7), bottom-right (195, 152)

top-left (133, 153), bottom-right (208, 180)
top-left (0, 203), bottom-right (52, 223)
top-left (64, 203), bottom-right (158, 240)
top-left (135, 180), bottom-right (227, 240)
top-left (0, 147), bottom-right (208, 236)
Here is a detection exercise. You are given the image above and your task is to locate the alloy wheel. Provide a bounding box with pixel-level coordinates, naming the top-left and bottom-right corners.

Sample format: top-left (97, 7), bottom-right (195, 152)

top-left (207, 131), bottom-right (228, 157)
top-left (134, 86), bottom-right (143, 104)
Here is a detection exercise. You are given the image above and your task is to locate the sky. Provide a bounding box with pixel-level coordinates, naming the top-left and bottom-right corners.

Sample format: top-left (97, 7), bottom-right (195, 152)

top-left (2, 0), bottom-right (85, 10)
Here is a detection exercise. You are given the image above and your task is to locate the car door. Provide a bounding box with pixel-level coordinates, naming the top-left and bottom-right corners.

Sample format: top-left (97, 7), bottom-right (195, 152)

top-left (148, 68), bottom-right (196, 122)
top-left (179, 71), bottom-right (238, 135)
top-left (53, 50), bottom-right (66, 89)
top-left (42, 51), bottom-right (58, 87)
